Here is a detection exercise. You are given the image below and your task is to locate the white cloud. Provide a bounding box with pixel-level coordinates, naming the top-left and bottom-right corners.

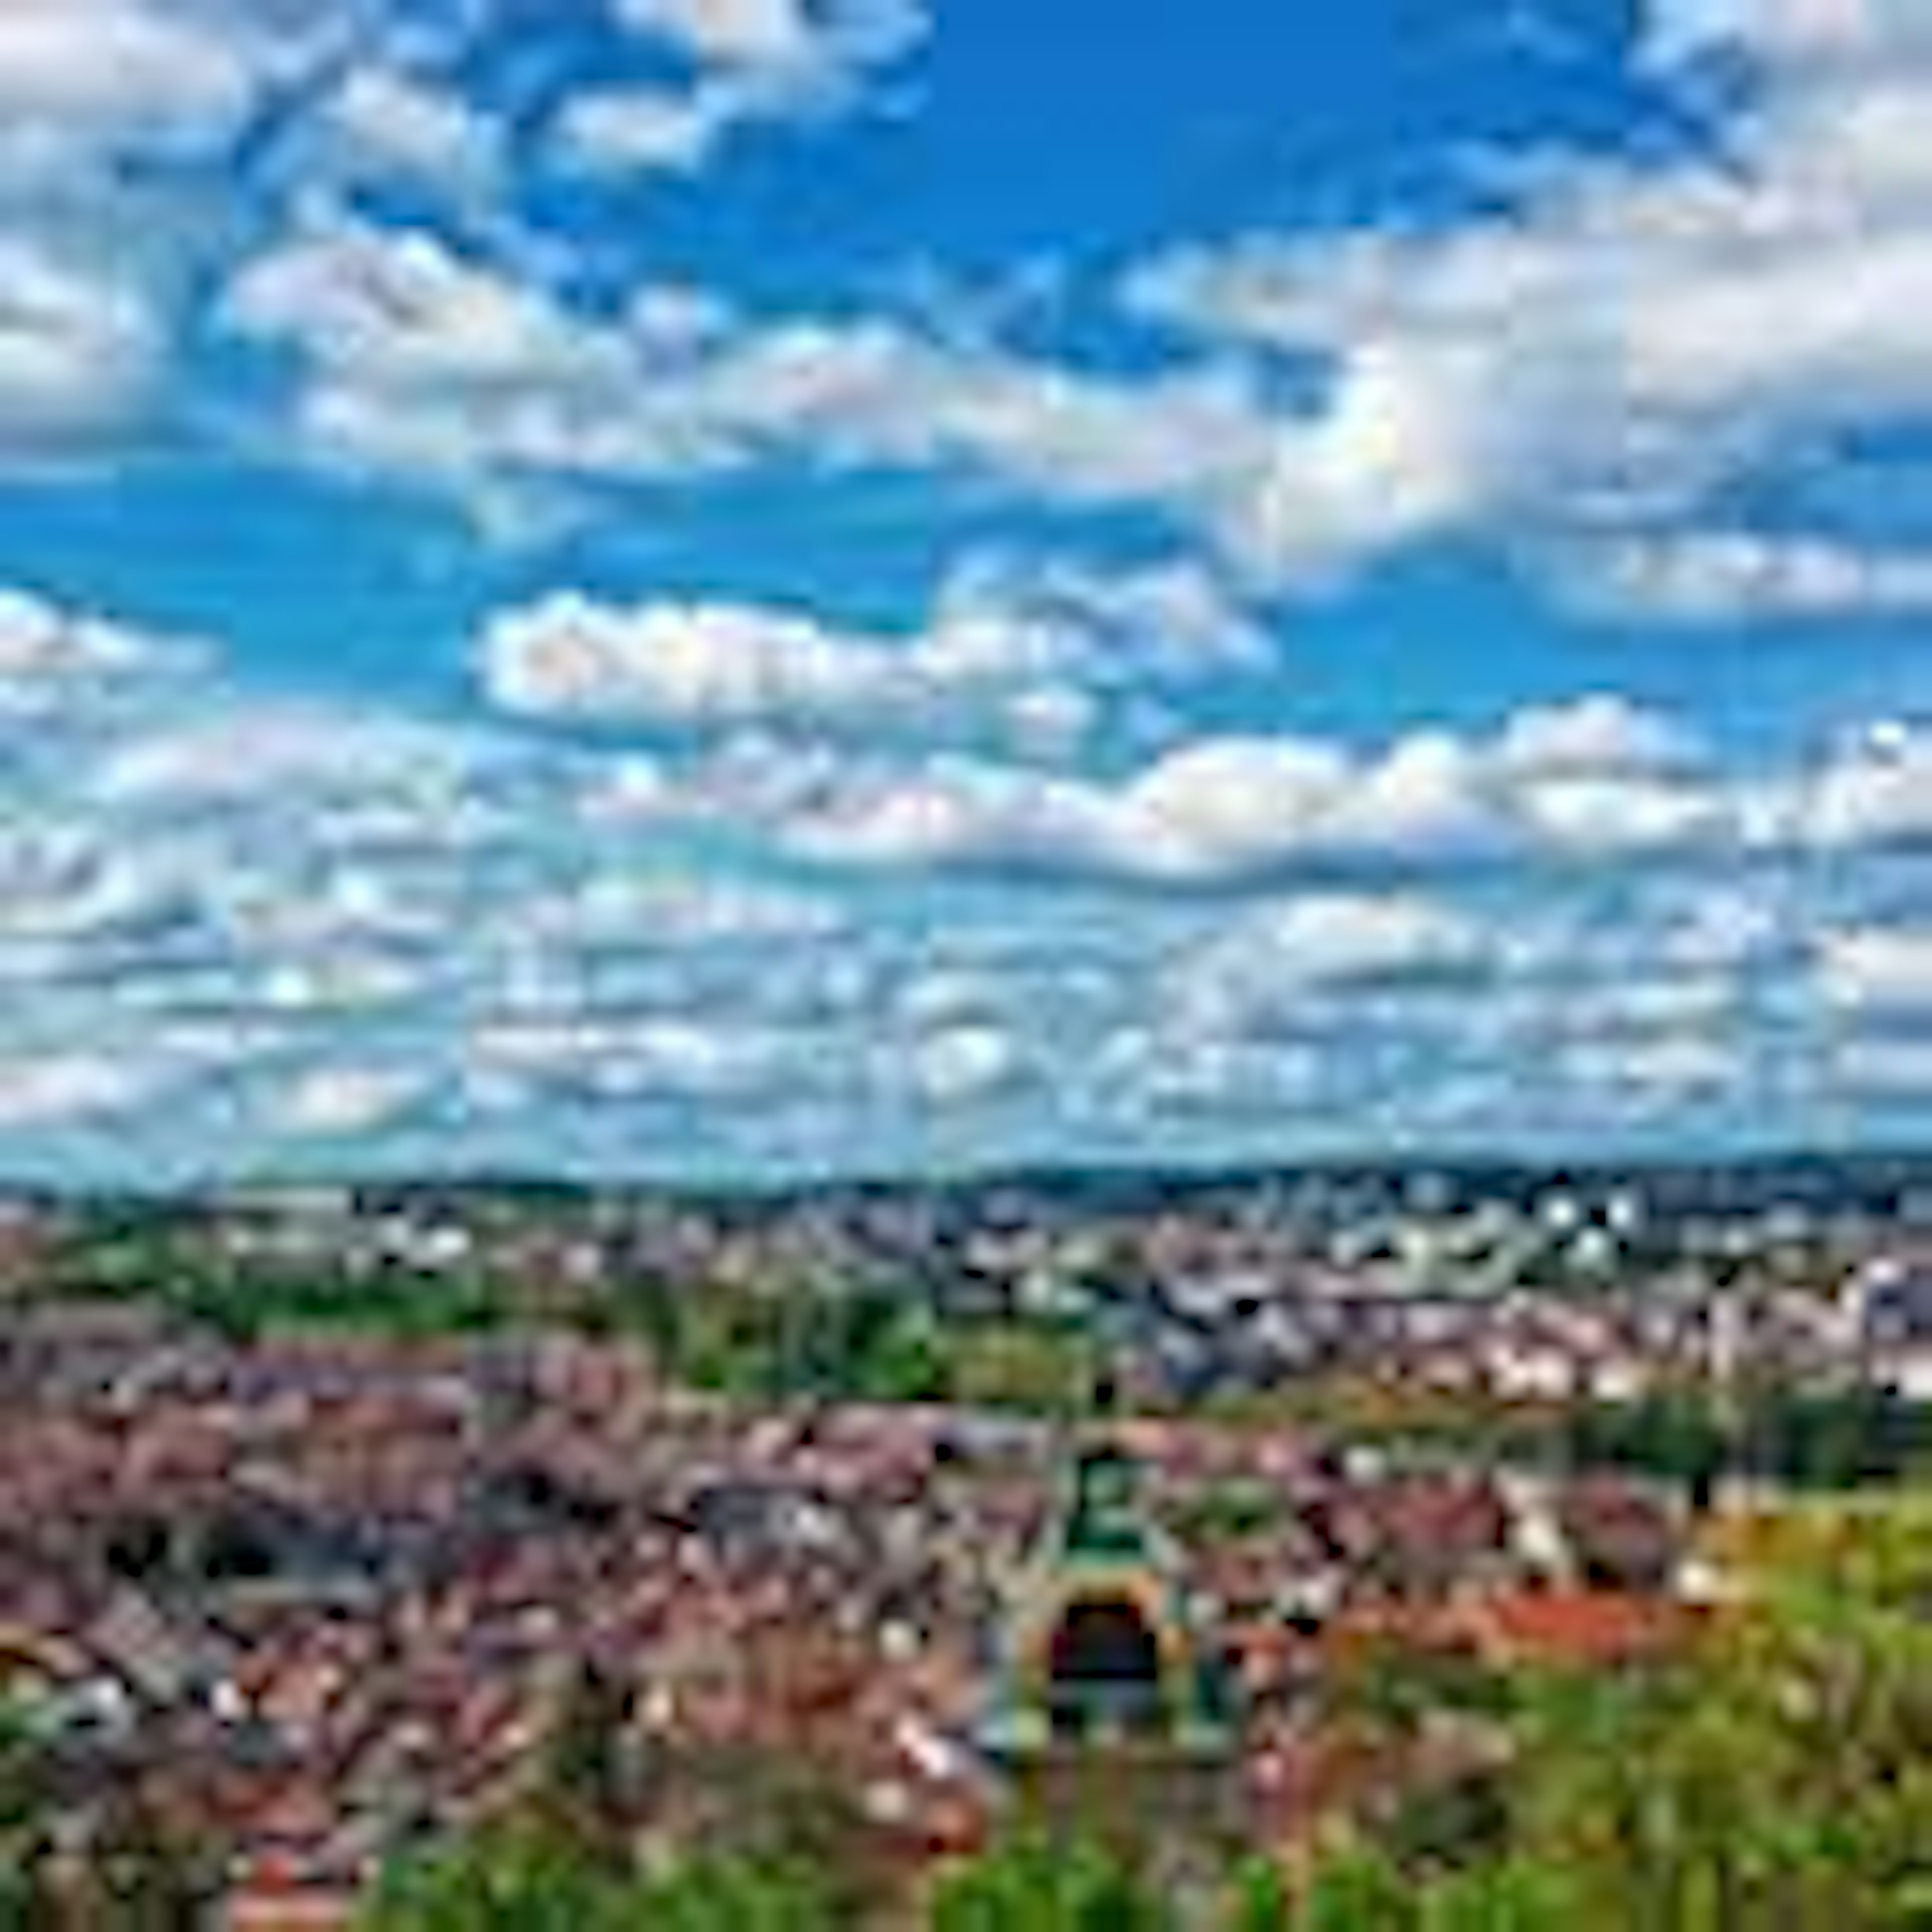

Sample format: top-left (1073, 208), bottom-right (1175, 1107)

top-left (560, 0), bottom-right (928, 179)
top-left (782, 695), bottom-right (1735, 884)
top-left (615, 0), bottom-right (823, 66)
top-left (911, 1022), bottom-right (1024, 1106)
top-left (226, 214), bottom-right (612, 399)
top-left (0, 1050), bottom-right (177, 1129)
top-left (15, 0), bottom-right (1932, 628)
top-left (277, 1064), bottom-right (428, 1138)
top-left (1643, 0), bottom-right (1932, 76)
top-left (255, 949), bottom-right (436, 1018)
top-left (1493, 693), bottom-right (1703, 775)
top-left (0, 834), bottom-right (200, 948)
top-left (0, 1), bottom-right (490, 460)
top-left (1817, 926), bottom-right (1932, 1010)
top-left (0, 0), bottom-right (265, 175)
top-left (0, 584), bottom-right (204, 717)
top-left (1559, 1033), bottom-right (1744, 1096)
top-left (1096, 1017), bottom-right (1329, 1124)
top-left (90, 704), bottom-right (499, 809)
top-left (1556, 975), bottom-right (1743, 1036)
top-left (220, 209), bottom-right (1280, 534)
top-left (1574, 530), bottom-right (1932, 622)
top-left (1513, 772), bottom-right (1733, 857)
top-left (1113, 733), bottom-right (1504, 880)
top-left (223, 9), bottom-right (1932, 611)
top-left (782, 732), bottom-right (1494, 883)
top-left (311, 63), bottom-right (502, 201)
top-left (0, 239), bottom-right (162, 450)
top-left (1828, 1036), bottom-right (1932, 1096)
top-left (223, 211), bottom-right (731, 502)
top-left (1801, 725), bottom-right (1932, 848)
top-left (0, 0), bottom-right (574, 464)
top-left (477, 555), bottom-right (1264, 752)
top-left (1110, 738), bottom-right (1365, 879)
top-left (556, 87), bottom-right (736, 177)
top-left (517, 871), bottom-right (844, 947)
top-left (1123, 4), bottom-right (1932, 591)
top-left (784, 757), bottom-right (1100, 874)
top-left (1189, 893), bottom-right (1491, 993)
top-left (469, 1012), bottom-right (799, 1101)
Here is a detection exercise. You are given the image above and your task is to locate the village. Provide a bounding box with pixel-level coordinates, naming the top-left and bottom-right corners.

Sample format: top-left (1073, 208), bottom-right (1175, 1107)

top-left (0, 1172), bottom-right (1926, 1924)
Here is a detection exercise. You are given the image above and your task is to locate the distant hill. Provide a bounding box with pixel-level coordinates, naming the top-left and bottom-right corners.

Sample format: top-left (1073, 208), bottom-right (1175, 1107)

top-left (11, 1145), bottom-right (1932, 1227)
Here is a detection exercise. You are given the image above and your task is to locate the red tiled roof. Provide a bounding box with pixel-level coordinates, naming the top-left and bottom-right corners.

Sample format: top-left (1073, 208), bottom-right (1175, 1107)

top-left (1466, 1589), bottom-right (1683, 1668)
top-left (224, 1891), bottom-right (358, 1932)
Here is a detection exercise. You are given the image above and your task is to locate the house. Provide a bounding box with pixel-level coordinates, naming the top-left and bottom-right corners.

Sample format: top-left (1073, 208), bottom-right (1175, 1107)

top-left (1457, 1588), bottom-right (1688, 1672)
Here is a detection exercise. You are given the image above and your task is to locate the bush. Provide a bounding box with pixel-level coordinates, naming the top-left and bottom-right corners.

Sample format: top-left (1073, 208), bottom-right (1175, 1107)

top-left (932, 1832), bottom-right (1176, 1932)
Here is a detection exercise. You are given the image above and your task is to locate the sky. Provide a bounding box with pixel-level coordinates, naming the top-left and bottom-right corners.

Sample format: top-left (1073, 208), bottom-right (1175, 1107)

top-left (8, 0), bottom-right (1932, 1185)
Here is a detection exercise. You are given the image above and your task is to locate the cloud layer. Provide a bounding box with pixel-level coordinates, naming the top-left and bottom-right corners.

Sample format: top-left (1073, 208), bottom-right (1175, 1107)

top-left (0, 574), bottom-right (1927, 1180)
top-left (4, 2), bottom-right (1932, 1178)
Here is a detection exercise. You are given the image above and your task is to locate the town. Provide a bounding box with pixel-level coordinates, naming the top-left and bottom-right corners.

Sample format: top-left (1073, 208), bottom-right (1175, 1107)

top-left (0, 1164), bottom-right (1927, 1925)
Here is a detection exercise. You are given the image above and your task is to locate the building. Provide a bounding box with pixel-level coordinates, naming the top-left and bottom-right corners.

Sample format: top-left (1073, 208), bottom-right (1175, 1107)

top-left (981, 1433), bottom-right (1240, 1757)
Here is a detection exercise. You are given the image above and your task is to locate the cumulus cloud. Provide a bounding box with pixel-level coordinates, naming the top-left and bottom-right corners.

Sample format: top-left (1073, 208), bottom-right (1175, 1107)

top-left (22, 0), bottom-right (1932, 1180)
top-left (0, 585), bottom-right (205, 718)
top-left (781, 695), bottom-right (1739, 884)
top-left (1513, 771), bottom-right (1734, 858)
top-left (0, 238), bottom-right (164, 451)
top-left (306, 62), bottom-right (503, 202)
top-left (516, 871), bottom-right (846, 950)
top-left (0, 0), bottom-right (268, 175)
top-left (910, 1021), bottom-right (1025, 1107)
top-left (12, 0), bottom-right (1932, 625)
top-left (614, 0), bottom-right (831, 66)
top-left (1557, 1033), bottom-right (1744, 1098)
top-left (1571, 530), bottom-right (1932, 623)
top-left (4, 568), bottom-right (1913, 1182)
top-left (277, 1064), bottom-right (429, 1138)
top-left (226, 212), bottom-right (617, 405)
top-left (88, 704), bottom-right (503, 809)
top-left (219, 207), bottom-right (1279, 532)
top-left (0, 1051), bottom-right (173, 1130)
top-left (1186, 893), bottom-right (1491, 996)
top-left (771, 691), bottom-right (1932, 888)
top-left (212, 0), bottom-right (1932, 611)
top-left (1643, 0), bottom-right (1932, 77)
top-left (0, 0), bottom-right (360, 453)
top-left (1817, 925), bottom-right (1932, 1010)
top-left (558, 0), bottom-right (927, 179)
top-left (1801, 723), bottom-right (1932, 848)
top-left (0, 0), bottom-right (941, 470)
top-left (1492, 694), bottom-right (1704, 776)
top-left (1124, 1), bottom-right (1932, 591)
top-left (1828, 1036), bottom-right (1932, 1098)
top-left (476, 555), bottom-right (1265, 753)
top-left (0, 707), bottom-right (1886, 1174)
top-left (468, 1012), bottom-right (806, 1104)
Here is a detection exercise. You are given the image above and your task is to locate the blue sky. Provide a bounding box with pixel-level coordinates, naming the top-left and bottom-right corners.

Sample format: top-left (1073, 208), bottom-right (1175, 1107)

top-left (7, 0), bottom-right (1932, 1183)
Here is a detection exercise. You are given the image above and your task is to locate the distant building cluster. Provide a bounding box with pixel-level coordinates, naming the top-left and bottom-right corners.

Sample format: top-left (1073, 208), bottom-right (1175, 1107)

top-left (0, 1165), bottom-right (1926, 1921)
top-left (0, 1325), bottom-right (1694, 1924)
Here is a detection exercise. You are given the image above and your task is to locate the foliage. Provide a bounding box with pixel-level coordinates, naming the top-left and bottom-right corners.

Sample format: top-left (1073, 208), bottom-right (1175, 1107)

top-left (74, 1247), bottom-right (513, 1344)
top-left (0, 1699), bottom-right (53, 1932)
top-left (1223, 1856), bottom-right (1293, 1930)
top-left (1408, 1489), bottom-right (1932, 1929)
top-left (361, 1822), bottom-right (841, 1932)
top-left (1564, 1386), bottom-right (1932, 1491)
top-left (361, 1818), bottom-right (632, 1930)
top-left (1174, 1481), bottom-right (1289, 1548)
top-left (931, 1831), bottom-right (1176, 1931)
top-left (362, 1487), bottom-right (1932, 1929)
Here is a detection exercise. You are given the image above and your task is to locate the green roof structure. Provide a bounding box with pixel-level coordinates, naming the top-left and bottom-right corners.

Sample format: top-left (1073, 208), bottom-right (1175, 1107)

top-left (979, 1433), bottom-right (1241, 1767)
